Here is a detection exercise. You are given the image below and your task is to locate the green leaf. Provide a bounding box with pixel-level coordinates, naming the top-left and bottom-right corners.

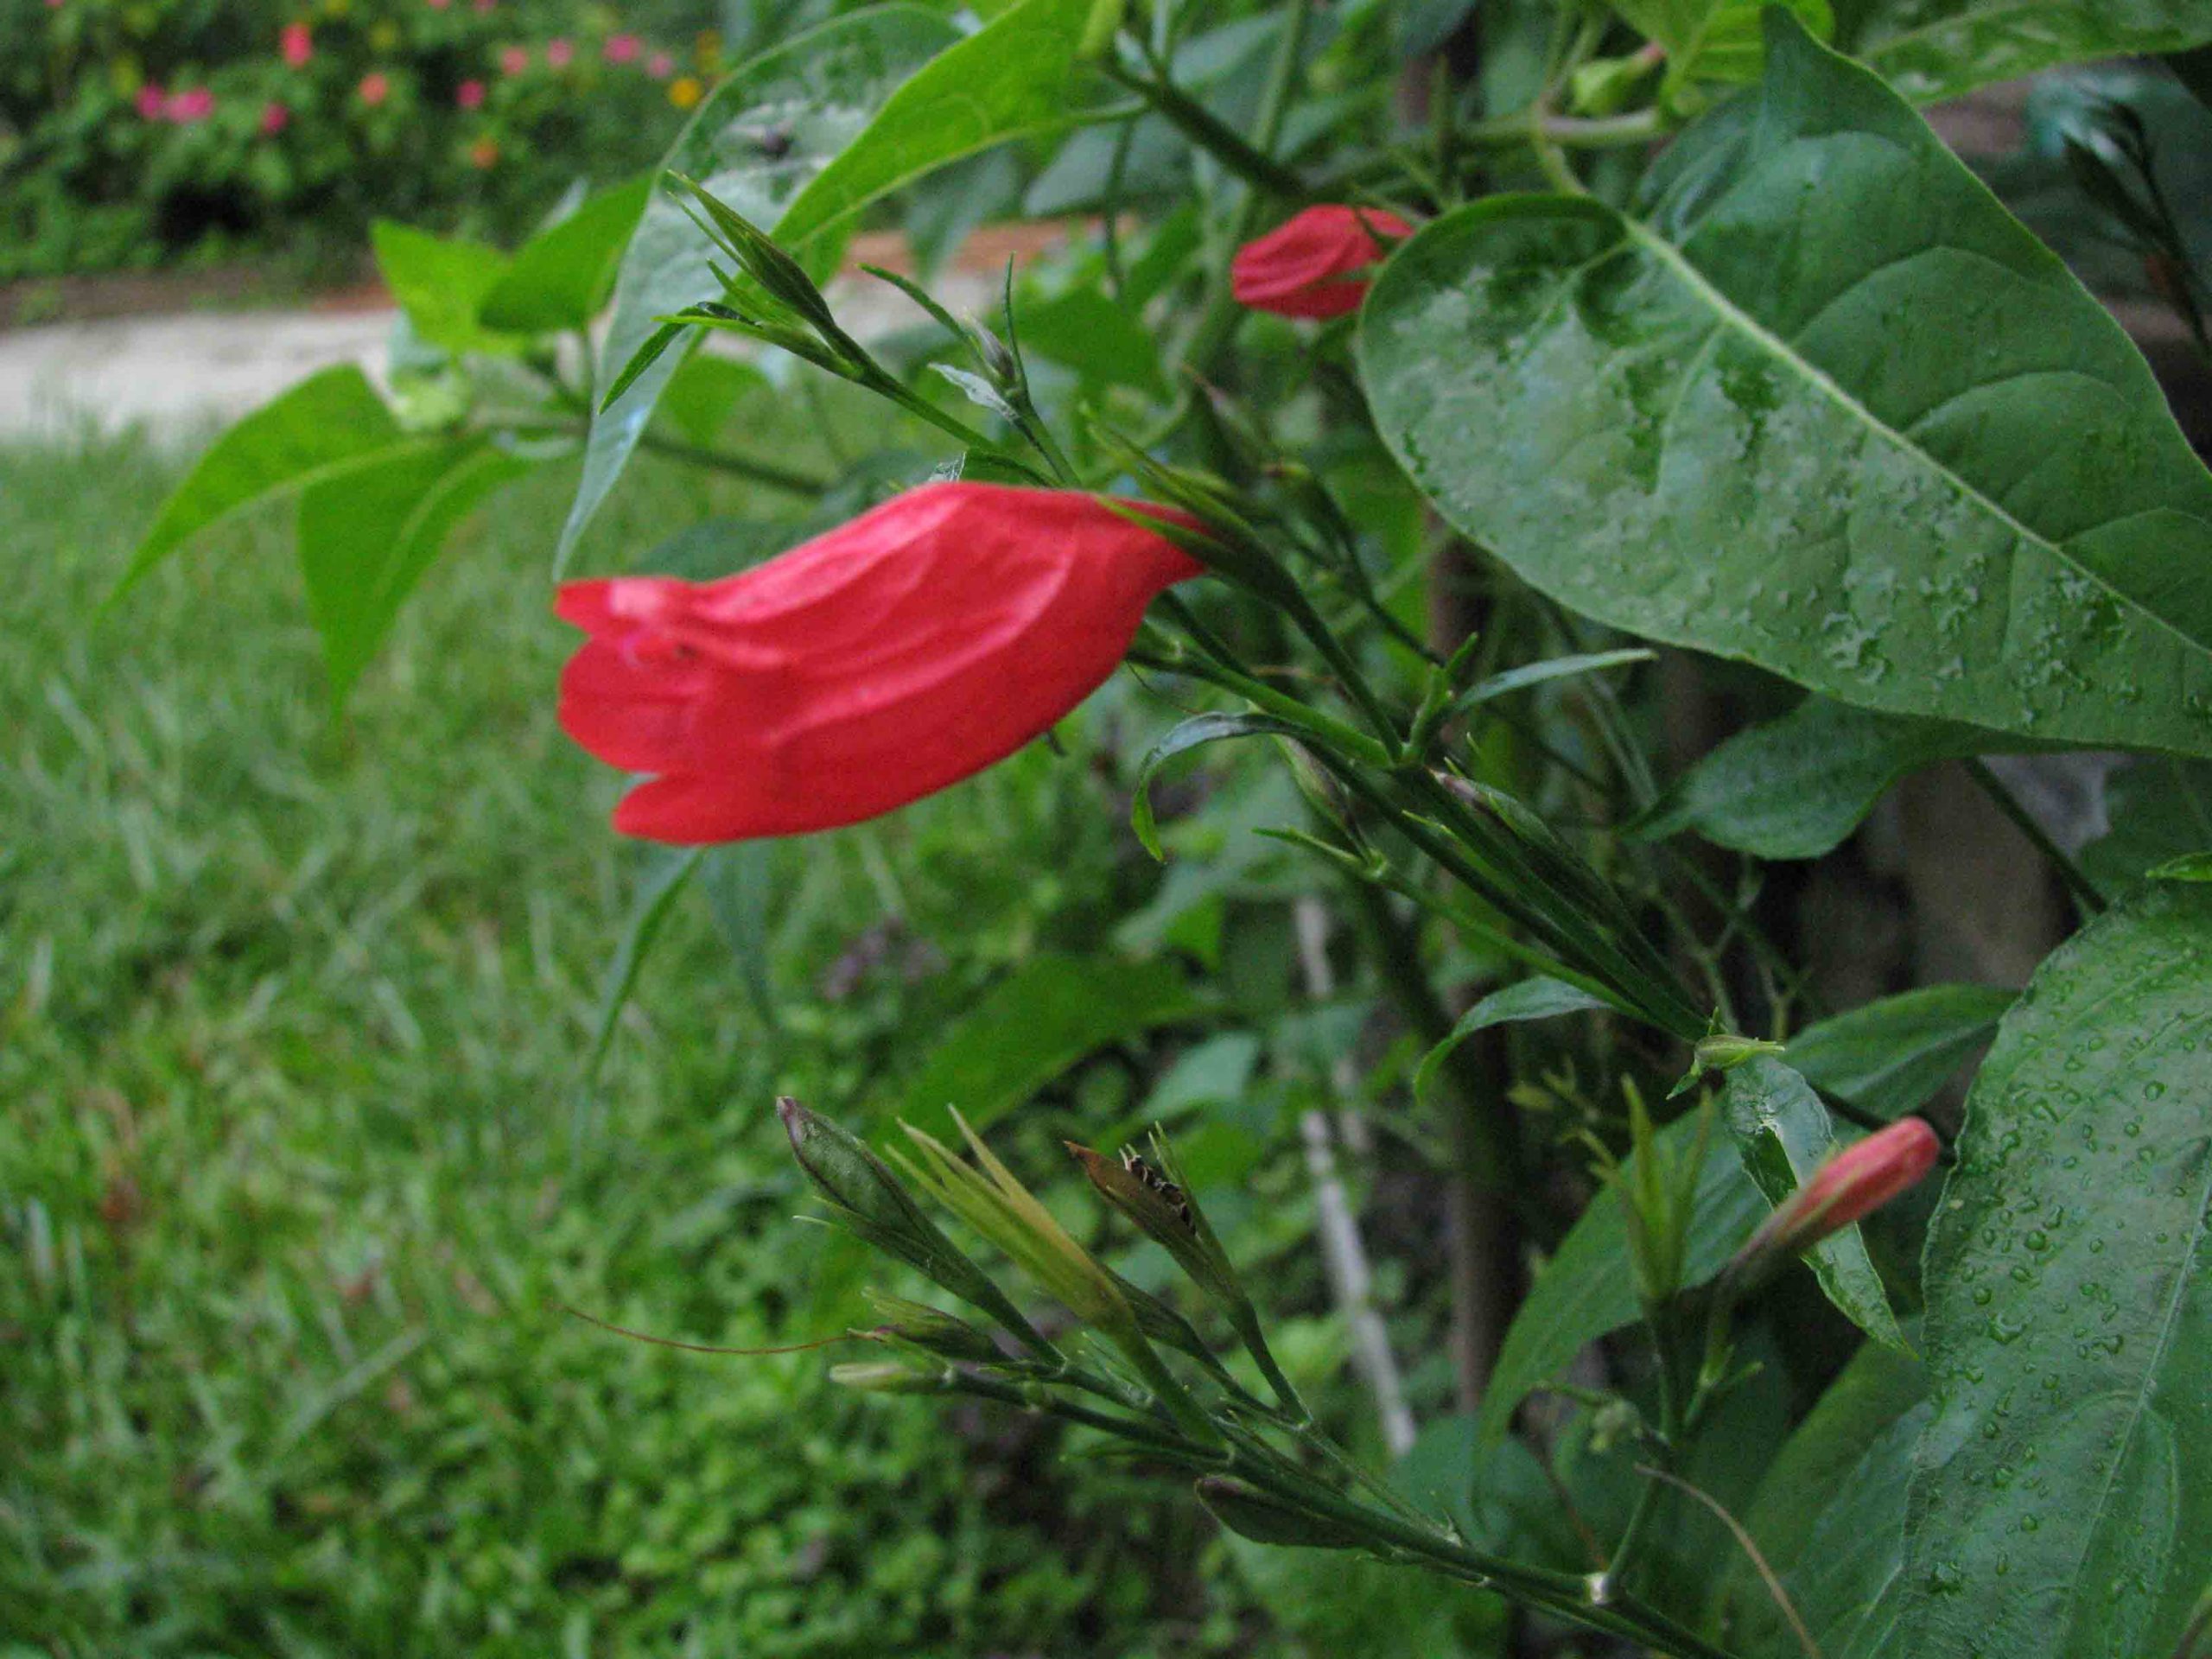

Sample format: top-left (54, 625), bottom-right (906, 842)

top-left (2083, 758), bottom-right (2212, 899)
top-left (1446, 648), bottom-right (1653, 719)
top-left (1889, 884), bottom-right (2212, 1659)
top-left (1637, 696), bottom-right (2033, 860)
top-left (772, 0), bottom-right (1106, 258)
top-left (1614, 0), bottom-right (1834, 90)
top-left (579, 848), bottom-right (704, 1103)
top-left (1726, 1339), bottom-right (1929, 1656)
top-left (371, 222), bottom-right (521, 358)
top-left (1788, 983), bottom-right (2017, 1121)
top-left (1840, 0), bottom-right (2212, 104)
top-left (297, 440), bottom-right (530, 704)
top-left (1412, 977), bottom-right (1612, 1118)
top-left (1477, 1109), bottom-right (1767, 1447)
top-left (115, 366), bottom-right (404, 598)
top-left (656, 352), bottom-right (770, 450)
top-left (1014, 289), bottom-right (1170, 397)
top-left (1719, 1058), bottom-right (1905, 1347)
top-left (1360, 10), bottom-right (2212, 760)
top-left (1129, 713), bottom-right (1306, 861)
top-left (478, 177), bottom-right (652, 335)
top-left (561, 8), bottom-right (960, 569)
top-left (901, 952), bottom-right (1200, 1135)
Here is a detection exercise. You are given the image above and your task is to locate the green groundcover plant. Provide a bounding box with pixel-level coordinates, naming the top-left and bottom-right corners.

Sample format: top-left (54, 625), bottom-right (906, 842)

top-left (111, 0), bottom-right (2212, 1653)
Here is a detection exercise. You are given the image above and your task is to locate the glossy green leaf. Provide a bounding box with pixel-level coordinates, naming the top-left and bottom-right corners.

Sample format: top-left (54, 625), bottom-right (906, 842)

top-left (1788, 983), bottom-right (2017, 1122)
top-left (1840, 0), bottom-right (2212, 104)
top-left (1889, 884), bottom-right (2212, 1659)
top-left (1477, 1110), bottom-right (1767, 1447)
top-left (1726, 1340), bottom-right (1929, 1657)
top-left (1130, 713), bottom-right (1306, 861)
top-left (478, 177), bottom-right (652, 335)
top-left (1412, 977), bottom-right (1612, 1119)
top-left (1637, 696), bottom-right (2030, 860)
top-left (1360, 11), bottom-right (2212, 760)
top-left (772, 0), bottom-right (1101, 257)
top-left (371, 222), bottom-right (521, 358)
top-left (902, 952), bottom-right (1202, 1135)
top-left (1446, 648), bottom-right (1652, 720)
top-left (116, 366), bottom-right (406, 597)
top-left (297, 440), bottom-right (530, 704)
top-left (1614, 0), bottom-right (1833, 89)
top-left (1014, 289), bottom-right (1170, 396)
top-left (561, 7), bottom-right (959, 569)
top-left (1720, 1058), bottom-right (1904, 1347)
top-left (2083, 758), bottom-right (2212, 899)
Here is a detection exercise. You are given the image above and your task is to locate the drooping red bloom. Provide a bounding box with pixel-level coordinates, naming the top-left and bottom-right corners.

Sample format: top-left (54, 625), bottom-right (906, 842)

top-left (556, 484), bottom-right (1203, 843)
top-left (1733, 1117), bottom-right (1942, 1272)
top-left (1230, 205), bottom-right (1414, 320)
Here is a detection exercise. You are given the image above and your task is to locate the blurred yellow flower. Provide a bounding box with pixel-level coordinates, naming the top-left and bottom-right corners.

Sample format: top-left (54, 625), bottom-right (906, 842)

top-left (668, 75), bottom-right (702, 110)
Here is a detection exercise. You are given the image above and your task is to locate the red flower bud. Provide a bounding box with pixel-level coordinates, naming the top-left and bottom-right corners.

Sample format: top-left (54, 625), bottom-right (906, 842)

top-left (1230, 205), bottom-right (1414, 320)
top-left (1733, 1117), bottom-right (1942, 1271)
top-left (556, 483), bottom-right (1202, 842)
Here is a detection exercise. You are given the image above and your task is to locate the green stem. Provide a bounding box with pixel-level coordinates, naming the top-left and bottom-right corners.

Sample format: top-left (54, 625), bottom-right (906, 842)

top-left (1963, 758), bottom-right (2107, 916)
top-left (629, 432), bottom-right (830, 495)
top-left (1103, 61), bottom-right (1309, 201)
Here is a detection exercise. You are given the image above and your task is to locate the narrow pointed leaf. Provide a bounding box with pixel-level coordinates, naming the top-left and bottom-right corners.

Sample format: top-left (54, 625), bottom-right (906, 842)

top-left (1788, 984), bottom-right (2017, 1122)
top-left (1129, 713), bottom-right (1305, 861)
top-left (1841, 1), bottom-right (2212, 103)
top-left (479, 176), bottom-right (652, 334)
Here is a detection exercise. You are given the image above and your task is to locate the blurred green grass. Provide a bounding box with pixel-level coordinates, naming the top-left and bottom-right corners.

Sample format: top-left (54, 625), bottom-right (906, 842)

top-left (0, 431), bottom-right (1239, 1657)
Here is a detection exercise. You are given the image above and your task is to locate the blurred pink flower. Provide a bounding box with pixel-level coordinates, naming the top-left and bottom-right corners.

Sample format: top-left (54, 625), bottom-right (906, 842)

top-left (544, 37), bottom-right (574, 69)
top-left (260, 100), bottom-right (290, 136)
top-left (455, 79), bottom-right (486, 109)
top-left (136, 85), bottom-right (167, 119)
top-left (498, 45), bottom-right (530, 76)
top-left (281, 22), bottom-right (312, 67)
top-left (167, 88), bottom-right (214, 122)
top-left (645, 51), bottom-right (674, 79)
top-left (603, 33), bottom-right (640, 64)
top-left (359, 72), bottom-right (391, 107)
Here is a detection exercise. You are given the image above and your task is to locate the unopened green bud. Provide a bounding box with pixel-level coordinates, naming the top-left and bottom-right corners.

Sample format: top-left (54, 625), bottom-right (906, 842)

top-left (779, 1096), bottom-right (936, 1243)
top-left (829, 1360), bottom-right (945, 1395)
top-left (1195, 1478), bottom-right (1363, 1550)
top-left (861, 1290), bottom-right (1005, 1365)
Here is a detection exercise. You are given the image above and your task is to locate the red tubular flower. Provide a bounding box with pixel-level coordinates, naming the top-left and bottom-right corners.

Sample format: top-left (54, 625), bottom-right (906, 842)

top-left (1732, 1117), bottom-right (1942, 1274)
top-left (1230, 205), bottom-right (1414, 320)
top-left (556, 483), bottom-right (1203, 843)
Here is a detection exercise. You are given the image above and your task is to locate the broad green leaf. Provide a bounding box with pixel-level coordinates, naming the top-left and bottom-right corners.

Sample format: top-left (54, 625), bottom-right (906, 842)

top-left (901, 951), bottom-right (1201, 1135)
top-left (1015, 289), bottom-right (1170, 397)
top-left (1890, 885), bottom-right (2212, 1659)
top-left (562, 8), bottom-right (959, 569)
top-left (115, 366), bottom-right (404, 596)
top-left (1725, 1340), bottom-right (1929, 1657)
top-left (1129, 713), bottom-right (1306, 860)
top-left (478, 178), bottom-right (652, 335)
top-left (297, 441), bottom-right (530, 704)
top-left (1360, 11), bottom-right (2212, 761)
top-left (1719, 1058), bottom-right (1904, 1347)
top-left (2083, 758), bottom-right (2212, 899)
top-left (1477, 1109), bottom-right (1766, 1446)
top-left (1412, 977), bottom-right (1612, 1118)
top-left (1839, 0), bottom-right (2212, 104)
top-left (772, 0), bottom-right (1101, 256)
top-left (1788, 983), bottom-right (2017, 1121)
top-left (371, 222), bottom-right (520, 358)
top-left (1614, 0), bottom-right (1834, 89)
top-left (1637, 697), bottom-right (2031, 860)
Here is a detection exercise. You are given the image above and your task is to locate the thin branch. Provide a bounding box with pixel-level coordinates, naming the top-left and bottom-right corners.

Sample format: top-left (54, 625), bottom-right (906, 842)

top-left (1633, 1464), bottom-right (1823, 1659)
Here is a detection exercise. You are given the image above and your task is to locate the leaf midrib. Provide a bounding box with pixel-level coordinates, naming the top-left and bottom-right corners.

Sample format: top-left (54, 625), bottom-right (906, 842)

top-left (1617, 213), bottom-right (2212, 667)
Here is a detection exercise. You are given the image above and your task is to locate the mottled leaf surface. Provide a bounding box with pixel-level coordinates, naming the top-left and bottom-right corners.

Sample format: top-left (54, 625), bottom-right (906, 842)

top-left (1889, 885), bottom-right (2212, 1659)
top-left (1839, 0), bottom-right (2212, 103)
top-left (1361, 12), bottom-right (2212, 760)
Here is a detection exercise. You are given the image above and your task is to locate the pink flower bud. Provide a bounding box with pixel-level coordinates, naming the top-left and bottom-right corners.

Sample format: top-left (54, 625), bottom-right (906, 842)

top-left (259, 100), bottom-right (289, 136)
top-left (167, 88), bottom-right (214, 122)
top-left (1231, 205), bottom-right (1414, 320)
top-left (136, 85), bottom-right (167, 119)
top-left (454, 79), bottom-right (486, 109)
top-left (281, 22), bottom-right (313, 67)
top-left (1733, 1118), bottom-right (1942, 1272)
top-left (603, 33), bottom-right (640, 64)
top-left (498, 45), bottom-right (529, 76)
top-left (544, 37), bottom-right (574, 69)
top-left (645, 50), bottom-right (674, 79)
top-left (358, 71), bottom-right (391, 107)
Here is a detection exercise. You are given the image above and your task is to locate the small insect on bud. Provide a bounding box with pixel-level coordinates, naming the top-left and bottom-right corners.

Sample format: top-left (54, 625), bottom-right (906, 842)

top-left (1065, 1138), bottom-right (1243, 1312)
top-left (1729, 1118), bottom-right (1942, 1279)
top-left (1195, 1478), bottom-right (1364, 1550)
